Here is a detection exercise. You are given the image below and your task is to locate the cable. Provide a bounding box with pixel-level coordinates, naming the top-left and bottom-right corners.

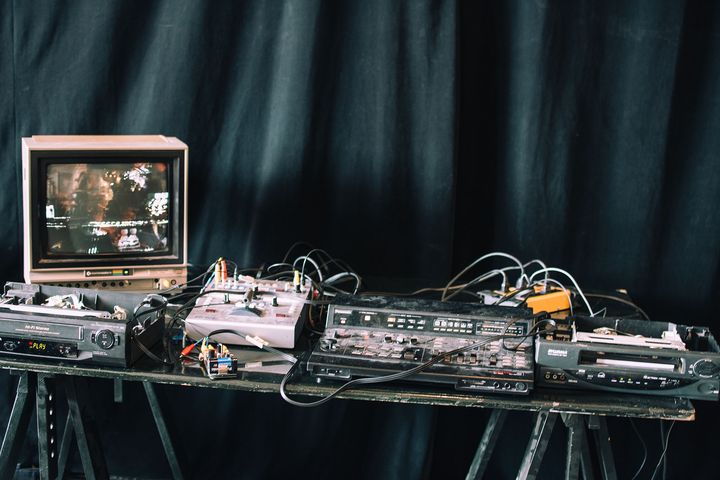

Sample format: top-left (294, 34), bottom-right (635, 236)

top-left (582, 293), bottom-right (650, 321)
top-left (194, 328), bottom-right (298, 364)
top-left (132, 329), bottom-right (175, 366)
top-left (528, 268), bottom-right (595, 316)
top-left (442, 252), bottom-right (525, 301)
top-left (630, 419), bottom-right (648, 480)
top-left (280, 317), bottom-right (553, 407)
top-left (281, 241), bottom-right (315, 264)
top-left (528, 278), bottom-right (574, 316)
top-left (650, 420), bottom-right (675, 480)
top-left (492, 286), bottom-right (535, 306)
top-left (323, 272), bottom-right (362, 295)
top-left (293, 255), bottom-right (324, 283)
top-left (444, 269), bottom-right (509, 301)
top-left (523, 259), bottom-right (548, 289)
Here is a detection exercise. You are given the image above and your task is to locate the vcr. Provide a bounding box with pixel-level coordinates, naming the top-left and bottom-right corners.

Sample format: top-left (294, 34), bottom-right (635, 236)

top-left (0, 282), bottom-right (164, 367)
top-left (536, 315), bottom-right (720, 400)
top-left (308, 295), bottom-right (536, 395)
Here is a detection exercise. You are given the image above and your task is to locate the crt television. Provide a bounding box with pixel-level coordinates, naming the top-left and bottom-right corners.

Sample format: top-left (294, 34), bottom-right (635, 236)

top-left (22, 135), bottom-right (188, 291)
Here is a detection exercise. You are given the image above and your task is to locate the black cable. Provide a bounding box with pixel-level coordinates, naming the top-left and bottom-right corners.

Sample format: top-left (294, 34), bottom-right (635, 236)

top-left (184, 328), bottom-right (298, 365)
top-left (494, 287), bottom-right (535, 306)
top-left (629, 419), bottom-right (648, 480)
top-left (132, 329), bottom-right (175, 366)
top-left (281, 241), bottom-right (315, 264)
top-left (582, 293), bottom-right (650, 320)
top-left (157, 263), bottom-right (216, 295)
top-left (280, 317), bottom-right (553, 407)
top-left (650, 420), bottom-right (675, 480)
top-left (502, 317), bottom-right (555, 351)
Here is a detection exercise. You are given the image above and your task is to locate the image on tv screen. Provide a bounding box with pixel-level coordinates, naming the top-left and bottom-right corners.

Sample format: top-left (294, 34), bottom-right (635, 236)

top-left (44, 162), bottom-right (170, 256)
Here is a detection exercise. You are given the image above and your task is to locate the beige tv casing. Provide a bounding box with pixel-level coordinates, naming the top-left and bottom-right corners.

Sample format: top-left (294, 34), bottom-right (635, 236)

top-left (22, 135), bottom-right (188, 292)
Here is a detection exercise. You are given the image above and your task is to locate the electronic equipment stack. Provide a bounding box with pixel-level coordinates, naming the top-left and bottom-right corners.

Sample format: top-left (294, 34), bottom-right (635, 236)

top-left (307, 295), bottom-right (537, 395)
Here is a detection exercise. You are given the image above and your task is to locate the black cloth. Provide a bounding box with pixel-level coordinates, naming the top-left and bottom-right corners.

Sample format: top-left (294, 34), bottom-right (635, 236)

top-left (0, 1), bottom-right (718, 478)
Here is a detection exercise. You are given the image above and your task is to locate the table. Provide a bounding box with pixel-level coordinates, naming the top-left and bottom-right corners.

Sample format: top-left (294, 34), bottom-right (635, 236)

top-left (0, 354), bottom-right (694, 480)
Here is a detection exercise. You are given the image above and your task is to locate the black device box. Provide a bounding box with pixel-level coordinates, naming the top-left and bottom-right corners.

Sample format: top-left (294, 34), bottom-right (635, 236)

top-left (0, 282), bottom-right (164, 367)
top-left (535, 315), bottom-right (720, 400)
top-left (307, 295), bottom-right (536, 395)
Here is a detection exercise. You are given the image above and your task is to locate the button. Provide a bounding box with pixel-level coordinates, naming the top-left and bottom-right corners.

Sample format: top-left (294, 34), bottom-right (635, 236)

top-left (95, 330), bottom-right (115, 350)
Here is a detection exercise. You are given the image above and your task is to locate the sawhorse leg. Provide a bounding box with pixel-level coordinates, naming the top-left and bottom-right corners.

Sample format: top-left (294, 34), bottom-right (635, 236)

top-left (65, 376), bottom-right (109, 480)
top-left (0, 372), bottom-right (36, 479)
top-left (59, 380), bottom-right (186, 480)
top-left (465, 409), bottom-right (508, 480)
top-left (37, 374), bottom-right (58, 479)
top-left (517, 412), bottom-right (558, 480)
top-left (561, 413), bottom-right (588, 480)
top-left (587, 416), bottom-right (617, 480)
top-left (144, 382), bottom-right (186, 480)
top-left (57, 409), bottom-right (75, 480)
top-left (466, 411), bottom-right (618, 480)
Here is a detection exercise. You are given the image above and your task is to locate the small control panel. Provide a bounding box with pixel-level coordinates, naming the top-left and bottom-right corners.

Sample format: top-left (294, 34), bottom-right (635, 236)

top-left (319, 329), bottom-right (531, 370)
top-left (539, 367), bottom-right (694, 390)
top-left (92, 330), bottom-right (118, 350)
top-left (0, 335), bottom-right (78, 358)
top-left (331, 309), bottom-right (527, 337)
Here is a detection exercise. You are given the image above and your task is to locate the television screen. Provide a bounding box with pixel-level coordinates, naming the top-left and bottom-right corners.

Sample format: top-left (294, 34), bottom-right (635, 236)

top-left (44, 161), bottom-right (171, 256)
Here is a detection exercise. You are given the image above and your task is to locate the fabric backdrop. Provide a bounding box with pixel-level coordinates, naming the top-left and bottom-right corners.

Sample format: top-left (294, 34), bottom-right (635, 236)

top-left (0, 1), bottom-right (718, 478)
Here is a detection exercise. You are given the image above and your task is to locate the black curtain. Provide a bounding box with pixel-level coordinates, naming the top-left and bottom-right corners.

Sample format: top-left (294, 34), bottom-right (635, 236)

top-left (1, 1), bottom-right (718, 478)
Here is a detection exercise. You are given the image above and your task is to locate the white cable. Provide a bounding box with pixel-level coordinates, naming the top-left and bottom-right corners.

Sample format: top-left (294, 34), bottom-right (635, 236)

top-left (444, 269), bottom-right (508, 301)
top-left (529, 267), bottom-right (594, 316)
top-left (443, 252), bottom-right (525, 300)
top-left (524, 259), bottom-right (549, 290)
top-left (534, 278), bottom-right (574, 316)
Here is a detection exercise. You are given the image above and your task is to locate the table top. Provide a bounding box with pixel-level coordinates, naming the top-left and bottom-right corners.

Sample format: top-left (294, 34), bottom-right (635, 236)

top-left (0, 353), bottom-right (695, 421)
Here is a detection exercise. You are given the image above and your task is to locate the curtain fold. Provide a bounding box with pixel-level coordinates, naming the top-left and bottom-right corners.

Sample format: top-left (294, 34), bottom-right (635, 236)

top-left (0, 1), bottom-right (718, 478)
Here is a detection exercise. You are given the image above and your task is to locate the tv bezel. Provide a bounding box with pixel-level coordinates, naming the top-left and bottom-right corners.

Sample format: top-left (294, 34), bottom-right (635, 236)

top-left (28, 149), bottom-right (186, 269)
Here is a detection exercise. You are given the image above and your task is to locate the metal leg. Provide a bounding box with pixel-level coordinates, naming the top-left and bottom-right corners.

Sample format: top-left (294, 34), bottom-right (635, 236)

top-left (588, 416), bottom-right (617, 480)
top-left (113, 379), bottom-right (124, 403)
top-left (143, 382), bottom-right (186, 480)
top-left (465, 409), bottom-right (508, 480)
top-left (65, 377), bottom-right (109, 480)
top-left (517, 412), bottom-right (558, 480)
top-left (561, 414), bottom-right (586, 480)
top-left (0, 372), bottom-right (36, 479)
top-left (37, 374), bottom-right (58, 480)
top-left (579, 425), bottom-right (595, 480)
top-left (57, 410), bottom-right (75, 480)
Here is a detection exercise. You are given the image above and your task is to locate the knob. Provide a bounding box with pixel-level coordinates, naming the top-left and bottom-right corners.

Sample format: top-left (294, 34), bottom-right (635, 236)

top-left (95, 330), bottom-right (115, 350)
top-left (693, 359), bottom-right (719, 378)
